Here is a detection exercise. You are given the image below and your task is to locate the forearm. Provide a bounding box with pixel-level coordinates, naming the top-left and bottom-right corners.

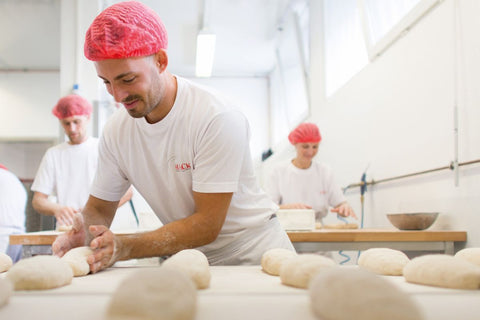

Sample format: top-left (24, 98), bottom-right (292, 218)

top-left (82, 195), bottom-right (118, 244)
top-left (32, 193), bottom-right (61, 216)
top-left (117, 187), bottom-right (133, 207)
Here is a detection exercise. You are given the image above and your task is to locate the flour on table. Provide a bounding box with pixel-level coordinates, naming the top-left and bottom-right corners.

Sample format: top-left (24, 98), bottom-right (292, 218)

top-left (280, 254), bottom-right (336, 289)
top-left (6, 255), bottom-right (73, 290)
top-left (261, 248), bottom-right (297, 276)
top-left (61, 246), bottom-right (93, 277)
top-left (358, 248), bottom-right (410, 276)
top-left (0, 278), bottom-right (12, 308)
top-left (403, 254), bottom-right (480, 290)
top-left (162, 249), bottom-right (210, 289)
top-left (309, 268), bottom-right (423, 320)
top-left (106, 267), bottom-right (197, 320)
top-left (0, 253), bottom-right (12, 273)
top-left (455, 248), bottom-right (480, 267)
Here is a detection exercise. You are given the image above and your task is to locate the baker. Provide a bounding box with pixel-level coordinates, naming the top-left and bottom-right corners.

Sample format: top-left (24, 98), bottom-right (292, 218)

top-left (264, 122), bottom-right (357, 224)
top-left (31, 95), bottom-right (132, 228)
top-left (53, 1), bottom-right (294, 272)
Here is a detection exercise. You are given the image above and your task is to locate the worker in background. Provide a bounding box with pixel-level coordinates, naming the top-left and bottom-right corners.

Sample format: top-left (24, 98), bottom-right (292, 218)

top-left (53, 1), bottom-right (294, 272)
top-left (31, 94), bottom-right (133, 229)
top-left (0, 164), bottom-right (26, 262)
top-left (264, 122), bottom-right (357, 225)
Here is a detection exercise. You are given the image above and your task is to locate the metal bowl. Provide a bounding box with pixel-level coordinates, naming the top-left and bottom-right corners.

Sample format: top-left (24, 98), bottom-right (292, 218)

top-left (386, 212), bottom-right (439, 230)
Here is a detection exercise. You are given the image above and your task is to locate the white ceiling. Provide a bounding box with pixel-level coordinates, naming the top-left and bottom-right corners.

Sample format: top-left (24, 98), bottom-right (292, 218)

top-left (0, 0), bottom-right (294, 77)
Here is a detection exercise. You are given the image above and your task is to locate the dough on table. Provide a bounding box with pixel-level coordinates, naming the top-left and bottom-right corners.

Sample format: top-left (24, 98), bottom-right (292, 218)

top-left (358, 248), bottom-right (410, 276)
top-left (261, 248), bottom-right (297, 276)
top-left (6, 255), bottom-right (73, 290)
top-left (309, 268), bottom-right (423, 320)
top-left (0, 252), bottom-right (12, 273)
top-left (162, 249), bottom-right (211, 289)
top-left (280, 254), bottom-right (336, 289)
top-left (0, 278), bottom-right (13, 308)
top-left (61, 246), bottom-right (93, 277)
top-left (106, 267), bottom-right (197, 320)
top-left (454, 248), bottom-right (480, 267)
top-left (403, 254), bottom-right (480, 290)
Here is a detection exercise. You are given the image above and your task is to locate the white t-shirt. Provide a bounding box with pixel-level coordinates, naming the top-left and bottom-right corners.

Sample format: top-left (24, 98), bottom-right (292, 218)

top-left (0, 168), bottom-right (26, 253)
top-left (264, 161), bottom-right (346, 221)
top-left (31, 137), bottom-right (99, 210)
top-left (91, 77), bottom-right (291, 263)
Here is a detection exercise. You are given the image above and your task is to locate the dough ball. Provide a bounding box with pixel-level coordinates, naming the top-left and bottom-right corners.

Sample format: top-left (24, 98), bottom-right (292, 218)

top-left (106, 267), bottom-right (197, 320)
top-left (403, 254), bottom-right (480, 290)
top-left (61, 246), bottom-right (93, 277)
top-left (261, 248), bottom-right (297, 276)
top-left (358, 248), bottom-right (410, 276)
top-left (162, 249), bottom-right (211, 289)
top-left (309, 268), bottom-right (423, 320)
top-left (0, 278), bottom-right (13, 308)
top-left (455, 248), bottom-right (480, 267)
top-left (6, 255), bottom-right (73, 290)
top-left (0, 252), bottom-right (13, 273)
top-left (280, 254), bottom-right (336, 289)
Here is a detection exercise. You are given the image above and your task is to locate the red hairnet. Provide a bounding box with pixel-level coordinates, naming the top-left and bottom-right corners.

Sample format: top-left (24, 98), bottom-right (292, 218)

top-left (52, 95), bottom-right (93, 120)
top-left (84, 1), bottom-right (168, 61)
top-left (288, 123), bottom-right (322, 145)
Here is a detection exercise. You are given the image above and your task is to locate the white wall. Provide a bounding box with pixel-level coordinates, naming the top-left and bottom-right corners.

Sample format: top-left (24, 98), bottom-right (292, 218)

top-left (263, 0), bottom-right (480, 250)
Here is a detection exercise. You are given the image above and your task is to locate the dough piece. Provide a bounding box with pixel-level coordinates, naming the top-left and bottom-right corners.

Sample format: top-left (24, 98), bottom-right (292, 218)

top-left (322, 223), bottom-right (358, 229)
top-left (106, 267), bottom-right (197, 320)
top-left (0, 252), bottom-right (13, 273)
top-left (455, 248), bottom-right (480, 267)
top-left (358, 248), bottom-right (410, 276)
top-left (162, 249), bottom-right (211, 289)
top-left (261, 248), bottom-right (297, 276)
top-left (280, 254), bottom-right (336, 288)
top-left (0, 278), bottom-right (13, 308)
top-left (309, 268), bottom-right (423, 320)
top-left (61, 246), bottom-right (93, 277)
top-left (403, 254), bottom-right (480, 290)
top-left (6, 255), bottom-right (73, 290)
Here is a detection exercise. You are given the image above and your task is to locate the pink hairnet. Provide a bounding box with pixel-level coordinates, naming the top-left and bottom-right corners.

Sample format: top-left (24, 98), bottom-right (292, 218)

top-left (84, 1), bottom-right (168, 61)
top-left (288, 123), bottom-right (322, 145)
top-left (0, 164), bottom-right (7, 171)
top-left (52, 95), bottom-right (93, 119)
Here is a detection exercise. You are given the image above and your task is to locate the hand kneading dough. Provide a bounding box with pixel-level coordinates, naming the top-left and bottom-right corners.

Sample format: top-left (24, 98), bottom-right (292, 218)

top-left (0, 253), bottom-right (12, 273)
top-left (61, 246), bottom-right (93, 276)
top-left (6, 255), bottom-right (73, 290)
top-left (106, 267), bottom-right (197, 320)
top-left (280, 254), bottom-right (336, 288)
top-left (309, 268), bottom-right (423, 320)
top-left (162, 249), bottom-right (211, 289)
top-left (0, 278), bottom-right (13, 308)
top-left (454, 248), bottom-right (480, 267)
top-left (403, 254), bottom-right (480, 289)
top-left (261, 248), bottom-right (297, 276)
top-left (358, 248), bottom-right (410, 275)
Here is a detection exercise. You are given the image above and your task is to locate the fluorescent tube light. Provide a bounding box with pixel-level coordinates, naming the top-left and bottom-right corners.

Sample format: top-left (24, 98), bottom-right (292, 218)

top-left (195, 31), bottom-right (216, 77)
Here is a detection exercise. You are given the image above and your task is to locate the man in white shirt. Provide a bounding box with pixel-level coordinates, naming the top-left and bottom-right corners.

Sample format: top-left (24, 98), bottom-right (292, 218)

top-left (31, 95), bottom-right (132, 228)
top-left (53, 1), bottom-right (294, 272)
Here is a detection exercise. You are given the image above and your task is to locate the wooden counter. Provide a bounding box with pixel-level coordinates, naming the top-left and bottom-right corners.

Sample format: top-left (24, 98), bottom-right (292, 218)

top-left (10, 228), bottom-right (467, 257)
top-left (0, 265), bottom-right (479, 320)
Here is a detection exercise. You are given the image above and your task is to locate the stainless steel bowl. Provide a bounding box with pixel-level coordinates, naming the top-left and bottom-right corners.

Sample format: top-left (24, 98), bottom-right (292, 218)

top-left (386, 212), bottom-right (439, 230)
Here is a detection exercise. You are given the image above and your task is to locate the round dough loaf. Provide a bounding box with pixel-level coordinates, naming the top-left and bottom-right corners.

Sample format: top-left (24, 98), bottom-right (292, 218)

top-left (403, 254), bottom-right (480, 289)
top-left (261, 248), bottom-right (297, 276)
top-left (61, 246), bottom-right (93, 277)
top-left (454, 248), bottom-right (480, 267)
top-left (309, 268), bottom-right (423, 320)
top-left (280, 254), bottom-right (336, 288)
top-left (106, 267), bottom-right (197, 320)
top-left (358, 248), bottom-right (410, 275)
top-left (6, 255), bottom-right (73, 290)
top-left (162, 249), bottom-right (211, 289)
top-left (0, 253), bottom-right (13, 273)
top-left (0, 278), bottom-right (13, 308)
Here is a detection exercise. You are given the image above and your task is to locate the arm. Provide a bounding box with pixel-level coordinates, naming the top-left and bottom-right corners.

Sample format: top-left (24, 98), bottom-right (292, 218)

top-left (117, 186), bottom-right (133, 208)
top-left (32, 191), bottom-right (78, 226)
top-left (86, 191), bottom-right (232, 273)
top-left (331, 201), bottom-right (357, 219)
top-left (279, 203), bottom-right (312, 210)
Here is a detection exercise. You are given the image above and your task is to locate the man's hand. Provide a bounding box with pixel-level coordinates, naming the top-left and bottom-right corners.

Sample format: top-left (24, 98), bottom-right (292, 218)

top-left (87, 225), bottom-right (118, 273)
top-left (54, 206), bottom-right (78, 226)
top-left (52, 213), bottom-right (86, 257)
top-left (331, 202), bottom-right (357, 219)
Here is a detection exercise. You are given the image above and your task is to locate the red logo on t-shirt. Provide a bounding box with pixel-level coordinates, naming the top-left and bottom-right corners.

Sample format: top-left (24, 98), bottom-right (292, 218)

top-left (175, 162), bottom-right (192, 172)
